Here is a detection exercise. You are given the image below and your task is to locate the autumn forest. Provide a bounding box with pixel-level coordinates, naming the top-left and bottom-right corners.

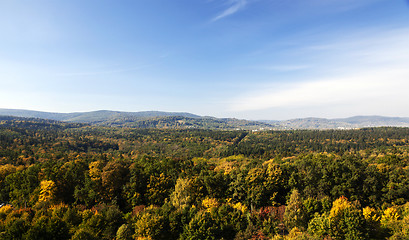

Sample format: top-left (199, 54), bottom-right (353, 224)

top-left (1, 116), bottom-right (409, 239)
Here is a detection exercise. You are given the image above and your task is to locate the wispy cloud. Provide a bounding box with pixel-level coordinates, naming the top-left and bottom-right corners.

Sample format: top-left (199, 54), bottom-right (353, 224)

top-left (228, 27), bottom-right (409, 114)
top-left (211, 0), bottom-right (247, 22)
top-left (229, 69), bottom-right (409, 111)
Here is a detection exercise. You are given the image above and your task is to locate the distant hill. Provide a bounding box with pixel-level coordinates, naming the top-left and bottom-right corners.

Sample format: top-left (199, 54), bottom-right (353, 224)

top-left (96, 115), bottom-right (275, 130)
top-left (333, 116), bottom-right (409, 127)
top-left (0, 109), bottom-right (71, 121)
top-left (262, 116), bottom-right (409, 129)
top-left (1, 108), bottom-right (409, 130)
top-left (0, 109), bottom-right (199, 123)
top-left (0, 109), bottom-right (272, 130)
top-left (264, 118), bottom-right (351, 129)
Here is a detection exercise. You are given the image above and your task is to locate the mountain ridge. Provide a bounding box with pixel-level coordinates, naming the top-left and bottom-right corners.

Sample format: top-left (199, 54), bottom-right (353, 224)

top-left (1, 108), bottom-right (409, 130)
top-left (0, 108), bottom-right (199, 122)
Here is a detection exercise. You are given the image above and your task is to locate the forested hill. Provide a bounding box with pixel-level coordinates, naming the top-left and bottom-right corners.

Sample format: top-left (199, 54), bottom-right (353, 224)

top-left (0, 109), bottom-right (274, 130)
top-left (1, 108), bottom-right (409, 130)
top-left (0, 109), bottom-right (200, 123)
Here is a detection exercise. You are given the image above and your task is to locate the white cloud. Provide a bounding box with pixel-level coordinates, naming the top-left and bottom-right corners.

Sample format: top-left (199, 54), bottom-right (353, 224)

top-left (229, 69), bottom-right (409, 111)
top-left (212, 0), bottom-right (247, 22)
top-left (228, 27), bottom-right (409, 116)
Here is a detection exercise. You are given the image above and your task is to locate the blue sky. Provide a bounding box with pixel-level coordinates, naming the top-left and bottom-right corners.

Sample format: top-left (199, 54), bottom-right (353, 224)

top-left (1, 0), bottom-right (409, 120)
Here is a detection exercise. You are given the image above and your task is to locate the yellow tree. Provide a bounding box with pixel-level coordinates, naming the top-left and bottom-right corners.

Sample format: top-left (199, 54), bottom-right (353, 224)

top-left (38, 180), bottom-right (57, 203)
top-left (89, 160), bottom-right (104, 182)
top-left (328, 196), bottom-right (367, 240)
top-left (308, 197), bottom-right (368, 240)
top-left (170, 178), bottom-right (193, 209)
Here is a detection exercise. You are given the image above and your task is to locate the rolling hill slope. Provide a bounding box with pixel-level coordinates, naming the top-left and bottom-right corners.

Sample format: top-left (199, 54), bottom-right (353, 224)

top-left (0, 109), bottom-right (272, 130)
top-left (1, 109), bottom-right (409, 130)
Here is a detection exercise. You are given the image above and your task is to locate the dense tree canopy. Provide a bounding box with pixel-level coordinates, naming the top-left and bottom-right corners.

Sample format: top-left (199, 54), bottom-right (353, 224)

top-left (1, 117), bottom-right (409, 239)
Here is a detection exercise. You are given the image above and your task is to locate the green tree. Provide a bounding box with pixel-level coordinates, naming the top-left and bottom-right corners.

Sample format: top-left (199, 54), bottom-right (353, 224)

top-left (116, 224), bottom-right (133, 240)
top-left (171, 178), bottom-right (194, 209)
top-left (101, 160), bottom-right (129, 204)
top-left (284, 189), bottom-right (306, 230)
